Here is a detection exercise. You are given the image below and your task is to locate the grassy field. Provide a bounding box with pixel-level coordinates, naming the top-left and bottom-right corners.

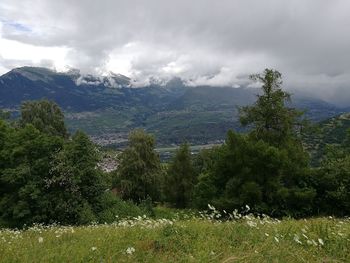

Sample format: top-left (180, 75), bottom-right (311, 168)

top-left (1, 209), bottom-right (349, 263)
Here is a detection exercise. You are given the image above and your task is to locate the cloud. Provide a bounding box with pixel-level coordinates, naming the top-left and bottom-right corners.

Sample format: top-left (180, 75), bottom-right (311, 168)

top-left (0, 0), bottom-right (350, 104)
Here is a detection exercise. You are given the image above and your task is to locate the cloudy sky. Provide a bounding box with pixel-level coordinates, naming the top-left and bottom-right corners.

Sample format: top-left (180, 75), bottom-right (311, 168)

top-left (0, 0), bottom-right (349, 103)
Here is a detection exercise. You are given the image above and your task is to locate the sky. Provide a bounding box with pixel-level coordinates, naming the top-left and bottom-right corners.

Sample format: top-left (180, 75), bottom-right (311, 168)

top-left (0, 0), bottom-right (350, 104)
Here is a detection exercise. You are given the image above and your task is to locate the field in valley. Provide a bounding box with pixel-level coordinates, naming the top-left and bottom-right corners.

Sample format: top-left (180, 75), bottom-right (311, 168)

top-left (1, 210), bottom-right (349, 263)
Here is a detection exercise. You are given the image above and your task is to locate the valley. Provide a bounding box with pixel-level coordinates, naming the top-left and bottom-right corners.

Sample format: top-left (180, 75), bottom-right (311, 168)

top-left (0, 67), bottom-right (347, 148)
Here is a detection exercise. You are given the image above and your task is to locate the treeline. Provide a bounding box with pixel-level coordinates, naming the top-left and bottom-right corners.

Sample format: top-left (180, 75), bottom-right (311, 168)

top-left (114, 69), bottom-right (350, 217)
top-left (0, 69), bottom-right (349, 228)
top-left (0, 102), bottom-right (149, 228)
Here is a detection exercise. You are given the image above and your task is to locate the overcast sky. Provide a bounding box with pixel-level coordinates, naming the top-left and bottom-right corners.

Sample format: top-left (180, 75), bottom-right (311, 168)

top-left (0, 0), bottom-right (350, 104)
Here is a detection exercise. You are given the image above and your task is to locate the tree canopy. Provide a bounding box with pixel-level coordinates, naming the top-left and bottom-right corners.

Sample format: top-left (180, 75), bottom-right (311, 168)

top-left (20, 100), bottom-right (68, 138)
top-left (116, 129), bottom-right (162, 203)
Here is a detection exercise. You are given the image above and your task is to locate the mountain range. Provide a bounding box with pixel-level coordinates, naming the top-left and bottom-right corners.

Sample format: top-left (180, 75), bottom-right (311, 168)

top-left (0, 67), bottom-right (347, 146)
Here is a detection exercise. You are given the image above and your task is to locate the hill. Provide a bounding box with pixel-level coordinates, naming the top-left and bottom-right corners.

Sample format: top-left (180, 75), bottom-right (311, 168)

top-left (304, 113), bottom-right (350, 165)
top-left (0, 67), bottom-right (346, 146)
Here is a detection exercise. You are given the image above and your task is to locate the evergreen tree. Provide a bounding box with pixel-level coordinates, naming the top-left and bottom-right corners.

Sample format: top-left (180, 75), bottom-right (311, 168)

top-left (166, 143), bottom-right (195, 208)
top-left (239, 69), bottom-right (304, 147)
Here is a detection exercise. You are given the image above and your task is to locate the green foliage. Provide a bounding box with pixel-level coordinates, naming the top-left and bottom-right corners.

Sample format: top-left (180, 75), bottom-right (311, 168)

top-left (44, 130), bottom-right (109, 225)
top-left (304, 113), bottom-right (350, 165)
top-left (116, 129), bottom-right (162, 203)
top-left (94, 193), bottom-right (145, 223)
top-left (165, 143), bottom-right (195, 208)
top-left (239, 69), bottom-right (305, 148)
top-left (197, 131), bottom-right (286, 213)
top-left (311, 132), bottom-right (350, 216)
top-left (20, 100), bottom-right (68, 138)
top-left (0, 102), bottom-right (149, 228)
top-left (0, 109), bottom-right (10, 120)
top-left (191, 70), bottom-right (315, 217)
top-left (0, 121), bottom-right (64, 227)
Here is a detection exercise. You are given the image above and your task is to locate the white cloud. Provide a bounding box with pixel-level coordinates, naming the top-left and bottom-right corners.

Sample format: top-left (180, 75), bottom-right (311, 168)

top-left (0, 0), bottom-right (350, 104)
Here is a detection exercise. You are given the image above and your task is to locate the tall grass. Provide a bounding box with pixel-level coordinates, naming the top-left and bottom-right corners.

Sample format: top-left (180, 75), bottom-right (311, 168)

top-left (0, 209), bottom-right (349, 262)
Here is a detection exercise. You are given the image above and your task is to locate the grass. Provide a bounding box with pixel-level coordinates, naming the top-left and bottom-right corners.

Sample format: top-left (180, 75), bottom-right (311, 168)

top-left (0, 212), bottom-right (349, 262)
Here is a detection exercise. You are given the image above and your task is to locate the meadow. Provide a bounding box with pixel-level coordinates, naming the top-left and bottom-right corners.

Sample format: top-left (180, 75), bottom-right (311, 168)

top-left (0, 208), bottom-right (349, 263)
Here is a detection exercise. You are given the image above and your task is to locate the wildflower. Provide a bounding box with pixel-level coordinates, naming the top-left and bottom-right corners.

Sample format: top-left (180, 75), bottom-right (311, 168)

top-left (126, 247), bottom-right (135, 255)
top-left (210, 251), bottom-right (215, 255)
top-left (265, 233), bottom-right (269, 237)
top-left (91, 247), bottom-right (97, 251)
top-left (318, 238), bottom-right (324, 246)
top-left (274, 237), bottom-right (279, 243)
top-left (247, 221), bottom-right (257, 228)
top-left (208, 204), bottom-right (215, 210)
top-left (302, 233), bottom-right (308, 239)
top-left (245, 205), bottom-right (250, 211)
top-left (38, 237), bottom-right (44, 243)
top-left (294, 234), bottom-right (302, 244)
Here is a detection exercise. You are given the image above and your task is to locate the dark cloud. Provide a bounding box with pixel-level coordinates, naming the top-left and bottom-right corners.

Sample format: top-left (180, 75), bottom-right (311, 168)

top-left (0, 0), bottom-right (350, 104)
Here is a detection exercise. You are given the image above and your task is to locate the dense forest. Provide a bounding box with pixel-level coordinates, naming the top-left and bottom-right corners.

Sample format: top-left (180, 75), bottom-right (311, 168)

top-left (1, 69), bottom-right (349, 228)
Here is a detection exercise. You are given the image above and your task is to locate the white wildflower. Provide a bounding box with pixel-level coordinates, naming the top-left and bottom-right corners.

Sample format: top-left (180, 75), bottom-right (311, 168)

top-left (91, 247), bottom-right (97, 251)
top-left (247, 220), bottom-right (257, 228)
top-left (318, 238), bottom-right (324, 246)
top-left (274, 237), bottom-right (279, 243)
top-left (126, 247), bottom-right (135, 255)
top-left (38, 237), bottom-right (44, 243)
top-left (294, 234), bottom-right (302, 244)
top-left (208, 204), bottom-right (215, 210)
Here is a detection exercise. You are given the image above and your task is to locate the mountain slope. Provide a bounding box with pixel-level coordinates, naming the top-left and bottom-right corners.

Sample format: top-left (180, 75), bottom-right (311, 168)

top-left (304, 113), bottom-right (350, 165)
top-left (0, 67), bottom-right (346, 146)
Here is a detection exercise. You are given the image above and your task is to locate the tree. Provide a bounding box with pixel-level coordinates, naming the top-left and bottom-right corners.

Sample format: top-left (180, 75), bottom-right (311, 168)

top-left (191, 70), bottom-right (315, 216)
top-left (207, 131), bottom-right (286, 213)
top-left (312, 132), bottom-right (350, 216)
top-left (238, 69), bottom-right (314, 216)
top-left (239, 69), bottom-right (304, 148)
top-left (116, 129), bottom-right (161, 203)
top-left (0, 123), bottom-right (64, 227)
top-left (46, 131), bottom-right (108, 224)
top-left (166, 143), bottom-right (195, 208)
top-left (20, 100), bottom-right (68, 138)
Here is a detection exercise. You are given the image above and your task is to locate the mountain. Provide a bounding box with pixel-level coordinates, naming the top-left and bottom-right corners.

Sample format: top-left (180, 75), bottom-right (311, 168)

top-left (0, 67), bottom-right (181, 111)
top-left (0, 67), bottom-right (347, 146)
